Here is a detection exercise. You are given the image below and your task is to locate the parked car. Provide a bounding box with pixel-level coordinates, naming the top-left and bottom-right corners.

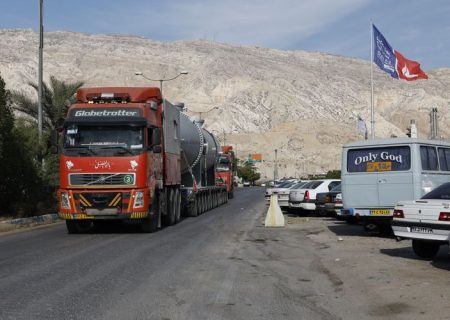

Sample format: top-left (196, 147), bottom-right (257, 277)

top-left (289, 179), bottom-right (341, 213)
top-left (276, 181), bottom-right (308, 209)
top-left (315, 183), bottom-right (342, 216)
top-left (392, 182), bottom-right (450, 259)
top-left (265, 180), bottom-right (299, 206)
top-left (243, 181), bottom-right (251, 187)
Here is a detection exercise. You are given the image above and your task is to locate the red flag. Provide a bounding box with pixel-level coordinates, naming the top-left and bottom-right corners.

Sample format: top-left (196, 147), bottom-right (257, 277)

top-left (394, 50), bottom-right (428, 81)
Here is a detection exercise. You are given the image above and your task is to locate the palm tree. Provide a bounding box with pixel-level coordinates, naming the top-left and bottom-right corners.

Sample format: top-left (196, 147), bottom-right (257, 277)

top-left (11, 75), bottom-right (84, 131)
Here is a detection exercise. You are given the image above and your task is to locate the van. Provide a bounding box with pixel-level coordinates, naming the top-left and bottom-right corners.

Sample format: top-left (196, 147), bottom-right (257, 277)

top-left (341, 138), bottom-right (450, 230)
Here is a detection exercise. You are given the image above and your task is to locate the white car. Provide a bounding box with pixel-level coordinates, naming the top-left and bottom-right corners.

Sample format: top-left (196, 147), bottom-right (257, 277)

top-left (275, 181), bottom-right (307, 208)
top-left (265, 180), bottom-right (299, 207)
top-left (392, 182), bottom-right (450, 259)
top-left (289, 179), bottom-right (341, 213)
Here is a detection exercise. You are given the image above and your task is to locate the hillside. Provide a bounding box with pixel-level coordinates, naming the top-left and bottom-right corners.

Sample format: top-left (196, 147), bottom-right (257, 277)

top-left (1, 29), bottom-right (450, 178)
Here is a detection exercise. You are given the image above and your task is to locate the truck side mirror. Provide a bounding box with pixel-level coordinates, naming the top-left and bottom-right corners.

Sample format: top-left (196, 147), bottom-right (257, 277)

top-left (49, 129), bottom-right (59, 154)
top-left (152, 128), bottom-right (161, 146)
top-left (152, 145), bottom-right (162, 153)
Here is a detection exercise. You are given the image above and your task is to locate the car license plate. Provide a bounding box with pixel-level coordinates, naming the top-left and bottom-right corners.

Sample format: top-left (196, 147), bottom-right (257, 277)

top-left (410, 226), bottom-right (433, 234)
top-left (371, 209), bottom-right (391, 215)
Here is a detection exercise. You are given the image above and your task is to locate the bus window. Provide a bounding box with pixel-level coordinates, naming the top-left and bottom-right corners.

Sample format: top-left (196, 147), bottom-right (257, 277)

top-left (420, 146), bottom-right (438, 171)
top-left (438, 148), bottom-right (450, 171)
top-left (346, 146), bottom-right (411, 173)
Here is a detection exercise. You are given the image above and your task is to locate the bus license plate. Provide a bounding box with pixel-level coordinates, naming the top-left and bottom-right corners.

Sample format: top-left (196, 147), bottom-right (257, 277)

top-left (410, 226), bottom-right (433, 234)
top-left (371, 209), bottom-right (391, 215)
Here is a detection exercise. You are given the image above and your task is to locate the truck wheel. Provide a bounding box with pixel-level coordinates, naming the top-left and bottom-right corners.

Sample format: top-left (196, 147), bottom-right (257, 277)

top-left (141, 192), bottom-right (159, 233)
top-left (66, 220), bottom-right (92, 234)
top-left (174, 188), bottom-right (181, 223)
top-left (141, 215), bottom-right (158, 233)
top-left (214, 192), bottom-right (219, 207)
top-left (207, 194), bottom-right (212, 211)
top-left (195, 195), bottom-right (201, 215)
top-left (187, 196), bottom-right (198, 217)
top-left (200, 194), bottom-right (205, 214)
top-left (163, 188), bottom-right (176, 226)
top-left (412, 240), bottom-right (440, 260)
top-left (228, 191), bottom-right (234, 199)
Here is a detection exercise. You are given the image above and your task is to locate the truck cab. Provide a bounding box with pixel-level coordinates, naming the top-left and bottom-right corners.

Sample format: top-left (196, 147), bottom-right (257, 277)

top-left (216, 146), bottom-right (235, 199)
top-left (58, 87), bottom-right (181, 233)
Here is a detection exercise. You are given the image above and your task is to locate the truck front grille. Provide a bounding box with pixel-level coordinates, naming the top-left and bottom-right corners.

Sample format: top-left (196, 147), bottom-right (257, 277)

top-left (69, 173), bottom-right (135, 186)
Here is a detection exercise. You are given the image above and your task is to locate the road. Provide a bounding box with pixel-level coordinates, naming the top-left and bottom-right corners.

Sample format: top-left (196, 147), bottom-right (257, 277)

top-left (1, 187), bottom-right (450, 320)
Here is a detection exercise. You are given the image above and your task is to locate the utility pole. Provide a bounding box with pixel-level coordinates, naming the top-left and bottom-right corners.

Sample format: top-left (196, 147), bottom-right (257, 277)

top-left (38, 0), bottom-right (44, 142)
top-left (274, 149), bottom-right (278, 181)
top-left (222, 129), bottom-right (226, 146)
top-left (430, 108), bottom-right (438, 139)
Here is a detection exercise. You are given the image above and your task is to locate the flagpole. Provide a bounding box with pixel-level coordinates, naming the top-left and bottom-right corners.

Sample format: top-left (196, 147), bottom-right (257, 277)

top-left (370, 20), bottom-right (375, 139)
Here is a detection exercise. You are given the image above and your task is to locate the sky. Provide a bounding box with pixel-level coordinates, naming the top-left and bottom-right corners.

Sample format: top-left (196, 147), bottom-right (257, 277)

top-left (1, 0), bottom-right (449, 70)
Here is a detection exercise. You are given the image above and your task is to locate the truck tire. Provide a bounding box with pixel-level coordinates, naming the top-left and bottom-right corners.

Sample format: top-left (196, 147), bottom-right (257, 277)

top-left (412, 240), bottom-right (440, 260)
top-left (199, 194), bottom-right (205, 214)
top-left (228, 191), bottom-right (234, 199)
top-left (163, 188), bottom-right (177, 226)
top-left (174, 188), bottom-right (181, 223)
top-left (66, 220), bottom-right (92, 234)
top-left (141, 191), bottom-right (160, 233)
top-left (214, 192), bottom-right (218, 208)
top-left (187, 196), bottom-right (198, 217)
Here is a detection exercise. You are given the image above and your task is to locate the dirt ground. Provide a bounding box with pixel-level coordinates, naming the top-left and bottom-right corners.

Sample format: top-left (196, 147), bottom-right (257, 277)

top-left (284, 213), bottom-right (450, 319)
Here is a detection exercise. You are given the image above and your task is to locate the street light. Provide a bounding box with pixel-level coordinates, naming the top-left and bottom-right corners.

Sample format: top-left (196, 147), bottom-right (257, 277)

top-left (38, 0), bottom-right (44, 142)
top-left (134, 71), bottom-right (188, 94)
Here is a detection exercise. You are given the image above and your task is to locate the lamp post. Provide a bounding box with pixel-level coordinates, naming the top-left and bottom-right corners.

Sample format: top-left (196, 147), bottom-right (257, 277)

top-left (193, 106), bottom-right (219, 120)
top-left (134, 71), bottom-right (188, 94)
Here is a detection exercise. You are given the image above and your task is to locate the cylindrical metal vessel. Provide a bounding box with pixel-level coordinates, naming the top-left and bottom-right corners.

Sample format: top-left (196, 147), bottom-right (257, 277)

top-left (202, 127), bottom-right (220, 170)
top-left (179, 112), bottom-right (219, 174)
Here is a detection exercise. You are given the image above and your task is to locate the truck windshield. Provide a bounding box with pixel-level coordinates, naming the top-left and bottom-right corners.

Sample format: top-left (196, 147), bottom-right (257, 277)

top-left (63, 125), bottom-right (144, 156)
top-left (217, 157), bottom-right (231, 172)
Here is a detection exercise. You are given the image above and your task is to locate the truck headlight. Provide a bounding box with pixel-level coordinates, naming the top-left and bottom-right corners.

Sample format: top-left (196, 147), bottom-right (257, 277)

top-left (133, 191), bottom-right (145, 208)
top-left (61, 192), bottom-right (71, 209)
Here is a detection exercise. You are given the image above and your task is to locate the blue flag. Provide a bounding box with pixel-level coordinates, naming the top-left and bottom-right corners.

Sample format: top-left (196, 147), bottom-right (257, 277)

top-left (372, 25), bottom-right (398, 79)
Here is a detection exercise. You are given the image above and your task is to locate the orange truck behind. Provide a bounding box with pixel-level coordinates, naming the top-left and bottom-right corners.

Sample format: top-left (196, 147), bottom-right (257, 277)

top-left (216, 145), bottom-right (235, 199)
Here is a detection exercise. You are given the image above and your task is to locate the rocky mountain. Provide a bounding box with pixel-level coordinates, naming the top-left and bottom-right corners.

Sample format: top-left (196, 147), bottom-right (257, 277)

top-left (1, 29), bottom-right (450, 179)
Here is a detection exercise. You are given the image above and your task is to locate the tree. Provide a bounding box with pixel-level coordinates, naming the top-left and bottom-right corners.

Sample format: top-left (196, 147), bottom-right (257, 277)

top-left (11, 76), bottom-right (84, 194)
top-left (237, 162), bottom-right (261, 183)
top-left (11, 75), bottom-right (84, 131)
top-left (0, 73), bottom-right (42, 216)
top-left (325, 170), bottom-right (341, 179)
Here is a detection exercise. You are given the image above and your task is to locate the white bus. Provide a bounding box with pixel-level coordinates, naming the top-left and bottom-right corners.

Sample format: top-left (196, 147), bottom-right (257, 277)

top-left (341, 138), bottom-right (450, 231)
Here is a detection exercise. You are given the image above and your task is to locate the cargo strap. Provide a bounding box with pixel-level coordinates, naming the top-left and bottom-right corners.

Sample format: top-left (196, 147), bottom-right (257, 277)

top-left (181, 150), bottom-right (198, 193)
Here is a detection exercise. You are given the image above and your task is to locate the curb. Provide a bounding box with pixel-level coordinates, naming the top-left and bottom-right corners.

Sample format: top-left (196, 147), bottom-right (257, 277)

top-left (0, 213), bottom-right (60, 227)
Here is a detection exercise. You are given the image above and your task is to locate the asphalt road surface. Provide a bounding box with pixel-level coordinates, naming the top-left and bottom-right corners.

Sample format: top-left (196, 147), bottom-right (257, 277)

top-left (1, 187), bottom-right (450, 320)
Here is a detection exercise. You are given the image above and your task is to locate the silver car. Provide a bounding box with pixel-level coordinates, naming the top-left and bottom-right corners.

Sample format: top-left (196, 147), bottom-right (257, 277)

top-left (265, 181), bottom-right (299, 207)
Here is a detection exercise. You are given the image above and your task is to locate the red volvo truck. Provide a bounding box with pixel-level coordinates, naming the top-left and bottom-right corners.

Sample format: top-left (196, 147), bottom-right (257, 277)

top-left (216, 146), bottom-right (235, 199)
top-left (58, 87), bottom-right (228, 233)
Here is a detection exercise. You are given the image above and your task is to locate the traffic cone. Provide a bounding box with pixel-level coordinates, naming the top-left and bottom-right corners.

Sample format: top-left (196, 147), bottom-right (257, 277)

top-left (265, 194), bottom-right (285, 227)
